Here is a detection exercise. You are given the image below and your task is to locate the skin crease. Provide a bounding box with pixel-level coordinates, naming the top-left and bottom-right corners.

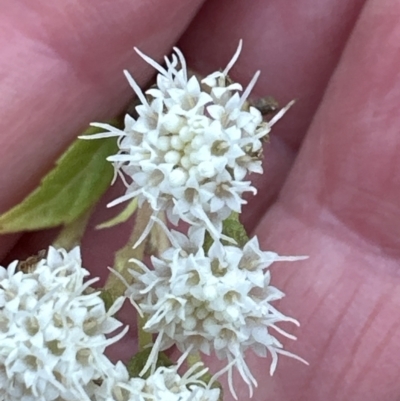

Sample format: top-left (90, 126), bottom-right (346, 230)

top-left (2, 0), bottom-right (400, 400)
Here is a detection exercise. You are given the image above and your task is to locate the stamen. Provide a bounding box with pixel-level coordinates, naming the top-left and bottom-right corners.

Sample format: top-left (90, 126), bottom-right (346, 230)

top-left (134, 47), bottom-right (169, 76)
top-left (173, 47), bottom-right (188, 82)
top-left (150, 216), bottom-right (179, 249)
top-left (133, 209), bottom-right (159, 248)
top-left (107, 190), bottom-right (141, 208)
top-left (268, 100), bottom-right (295, 126)
top-left (223, 39), bottom-right (243, 76)
top-left (239, 70), bottom-right (261, 108)
top-left (139, 330), bottom-right (164, 377)
top-left (176, 344), bottom-right (194, 369)
top-left (123, 70), bottom-right (151, 110)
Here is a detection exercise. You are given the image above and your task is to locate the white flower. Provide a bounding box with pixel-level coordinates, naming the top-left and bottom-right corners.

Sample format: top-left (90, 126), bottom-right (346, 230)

top-left (0, 247), bottom-right (127, 401)
top-left (89, 359), bottom-right (220, 401)
top-left (84, 41), bottom-right (292, 241)
top-left (127, 229), bottom-right (307, 397)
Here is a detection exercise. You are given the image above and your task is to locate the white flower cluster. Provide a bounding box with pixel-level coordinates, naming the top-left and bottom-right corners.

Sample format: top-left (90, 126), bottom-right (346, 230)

top-left (89, 359), bottom-right (220, 401)
top-left (0, 39), bottom-right (305, 401)
top-left (0, 247), bottom-right (127, 401)
top-left (128, 226), bottom-right (306, 396)
top-left (81, 42), bottom-right (305, 399)
top-left (87, 41), bottom-right (291, 239)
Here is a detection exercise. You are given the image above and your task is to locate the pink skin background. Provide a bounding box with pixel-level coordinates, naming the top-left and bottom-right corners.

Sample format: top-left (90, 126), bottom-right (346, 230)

top-left (1, 0), bottom-right (400, 400)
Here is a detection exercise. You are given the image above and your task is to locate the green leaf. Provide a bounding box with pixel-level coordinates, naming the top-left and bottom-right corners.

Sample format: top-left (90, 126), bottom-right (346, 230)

top-left (203, 231), bottom-right (214, 254)
top-left (96, 198), bottom-right (138, 229)
top-left (0, 125), bottom-right (118, 234)
top-left (127, 349), bottom-right (173, 379)
top-left (203, 212), bottom-right (249, 253)
top-left (221, 212), bottom-right (249, 247)
top-left (99, 289), bottom-right (116, 312)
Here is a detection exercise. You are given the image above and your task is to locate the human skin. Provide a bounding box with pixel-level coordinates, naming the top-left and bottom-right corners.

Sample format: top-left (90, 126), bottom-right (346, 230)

top-left (1, 0), bottom-right (400, 400)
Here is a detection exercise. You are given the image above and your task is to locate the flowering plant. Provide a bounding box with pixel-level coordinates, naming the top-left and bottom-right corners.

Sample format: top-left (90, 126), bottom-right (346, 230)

top-left (0, 41), bottom-right (307, 401)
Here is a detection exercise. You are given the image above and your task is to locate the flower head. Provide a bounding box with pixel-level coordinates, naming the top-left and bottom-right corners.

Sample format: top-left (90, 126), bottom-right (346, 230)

top-left (86, 41), bottom-right (291, 241)
top-left (0, 247), bottom-right (127, 401)
top-left (127, 229), bottom-right (306, 396)
top-left (89, 359), bottom-right (221, 401)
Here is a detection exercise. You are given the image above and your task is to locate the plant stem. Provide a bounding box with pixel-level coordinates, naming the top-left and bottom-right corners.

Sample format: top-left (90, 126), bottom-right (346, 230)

top-left (104, 204), bottom-right (173, 352)
top-left (138, 316), bottom-right (153, 352)
top-left (187, 351), bottom-right (202, 367)
top-left (147, 211), bottom-right (169, 257)
top-left (52, 208), bottom-right (93, 250)
top-left (104, 202), bottom-right (152, 298)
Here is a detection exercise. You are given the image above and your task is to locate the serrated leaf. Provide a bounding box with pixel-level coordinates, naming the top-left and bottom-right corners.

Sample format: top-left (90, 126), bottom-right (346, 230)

top-left (127, 349), bottom-right (173, 379)
top-left (0, 125), bottom-right (118, 234)
top-left (96, 198), bottom-right (138, 230)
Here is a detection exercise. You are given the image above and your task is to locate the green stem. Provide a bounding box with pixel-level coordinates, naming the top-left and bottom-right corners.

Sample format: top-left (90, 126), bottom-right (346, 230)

top-left (138, 316), bottom-right (153, 352)
top-left (52, 207), bottom-right (93, 250)
top-left (187, 351), bottom-right (202, 367)
top-left (104, 202), bottom-right (152, 298)
top-left (147, 211), bottom-right (169, 257)
top-left (105, 204), bottom-right (172, 352)
top-left (104, 202), bottom-right (156, 352)
top-left (136, 210), bottom-right (170, 351)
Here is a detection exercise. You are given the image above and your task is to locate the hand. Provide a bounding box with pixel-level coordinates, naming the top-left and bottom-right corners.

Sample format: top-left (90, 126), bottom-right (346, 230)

top-left (1, 1), bottom-right (398, 400)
